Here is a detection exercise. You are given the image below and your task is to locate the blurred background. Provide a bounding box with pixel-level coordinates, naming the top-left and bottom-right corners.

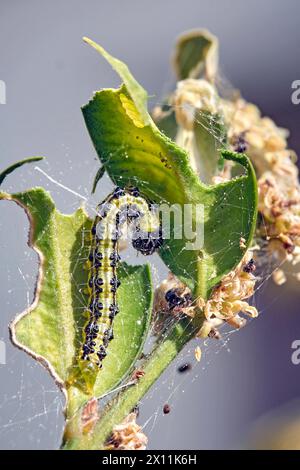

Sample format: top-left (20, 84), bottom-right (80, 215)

top-left (0, 0), bottom-right (300, 449)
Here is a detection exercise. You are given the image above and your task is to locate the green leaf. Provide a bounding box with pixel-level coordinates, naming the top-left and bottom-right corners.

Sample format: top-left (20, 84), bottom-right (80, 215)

top-left (173, 29), bottom-right (219, 80)
top-left (0, 188), bottom-right (153, 416)
top-left (81, 40), bottom-right (258, 298)
top-left (0, 156), bottom-right (44, 187)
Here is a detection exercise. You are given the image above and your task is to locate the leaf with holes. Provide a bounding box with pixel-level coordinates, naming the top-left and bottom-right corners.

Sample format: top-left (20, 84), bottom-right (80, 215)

top-left (0, 187), bottom-right (153, 418)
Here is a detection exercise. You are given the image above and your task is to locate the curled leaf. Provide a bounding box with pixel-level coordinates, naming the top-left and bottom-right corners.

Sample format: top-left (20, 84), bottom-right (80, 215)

top-left (0, 156), bottom-right (44, 187)
top-left (173, 29), bottom-right (219, 81)
top-left (82, 40), bottom-right (258, 298)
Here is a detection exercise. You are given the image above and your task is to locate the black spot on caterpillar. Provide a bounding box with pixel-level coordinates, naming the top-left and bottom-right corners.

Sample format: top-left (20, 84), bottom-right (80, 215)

top-left (81, 186), bottom-right (163, 369)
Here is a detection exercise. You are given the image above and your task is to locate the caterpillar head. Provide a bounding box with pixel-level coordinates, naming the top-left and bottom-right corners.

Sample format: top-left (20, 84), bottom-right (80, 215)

top-left (132, 227), bottom-right (163, 255)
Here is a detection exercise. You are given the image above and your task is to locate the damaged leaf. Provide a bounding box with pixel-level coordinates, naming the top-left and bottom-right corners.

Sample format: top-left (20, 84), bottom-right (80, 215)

top-left (82, 40), bottom-right (257, 299)
top-left (0, 188), bottom-right (153, 416)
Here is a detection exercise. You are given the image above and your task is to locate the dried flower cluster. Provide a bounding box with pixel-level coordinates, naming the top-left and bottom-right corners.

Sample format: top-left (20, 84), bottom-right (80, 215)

top-left (170, 81), bottom-right (300, 286)
top-left (223, 98), bottom-right (300, 283)
top-left (105, 412), bottom-right (148, 450)
top-left (173, 78), bottom-right (219, 131)
top-left (152, 29), bottom-right (300, 345)
top-left (154, 250), bottom-right (257, 338)
top-left (199, 250), bottom-right (258, 334)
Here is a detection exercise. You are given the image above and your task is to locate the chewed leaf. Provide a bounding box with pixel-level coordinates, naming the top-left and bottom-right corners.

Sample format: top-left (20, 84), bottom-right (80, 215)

top-left (82, 40), bottom-right (258, 298)
top-left (0, 188), bottom-right (153, 415)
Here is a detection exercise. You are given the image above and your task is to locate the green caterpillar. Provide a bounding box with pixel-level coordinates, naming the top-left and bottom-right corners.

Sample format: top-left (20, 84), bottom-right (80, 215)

top-left (81, 186), bottom-right (162, 370)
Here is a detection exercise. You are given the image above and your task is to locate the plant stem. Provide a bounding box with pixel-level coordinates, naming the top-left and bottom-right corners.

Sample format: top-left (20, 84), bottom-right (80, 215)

top-left (195, 256), bottom-right (207, 300)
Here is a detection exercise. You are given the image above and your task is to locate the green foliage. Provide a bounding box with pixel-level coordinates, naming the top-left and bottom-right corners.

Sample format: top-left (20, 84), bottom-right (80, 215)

top-left (1, 36), bottom-right (258, 449)
top-left (82, 39), bottom-right (257, 299)
top-left (0, 188), bottom-right (153, 415)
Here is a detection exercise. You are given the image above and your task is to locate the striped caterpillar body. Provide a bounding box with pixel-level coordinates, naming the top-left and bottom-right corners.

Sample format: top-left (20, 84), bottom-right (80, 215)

top-left (81, 186), bottom-right (162, 370)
